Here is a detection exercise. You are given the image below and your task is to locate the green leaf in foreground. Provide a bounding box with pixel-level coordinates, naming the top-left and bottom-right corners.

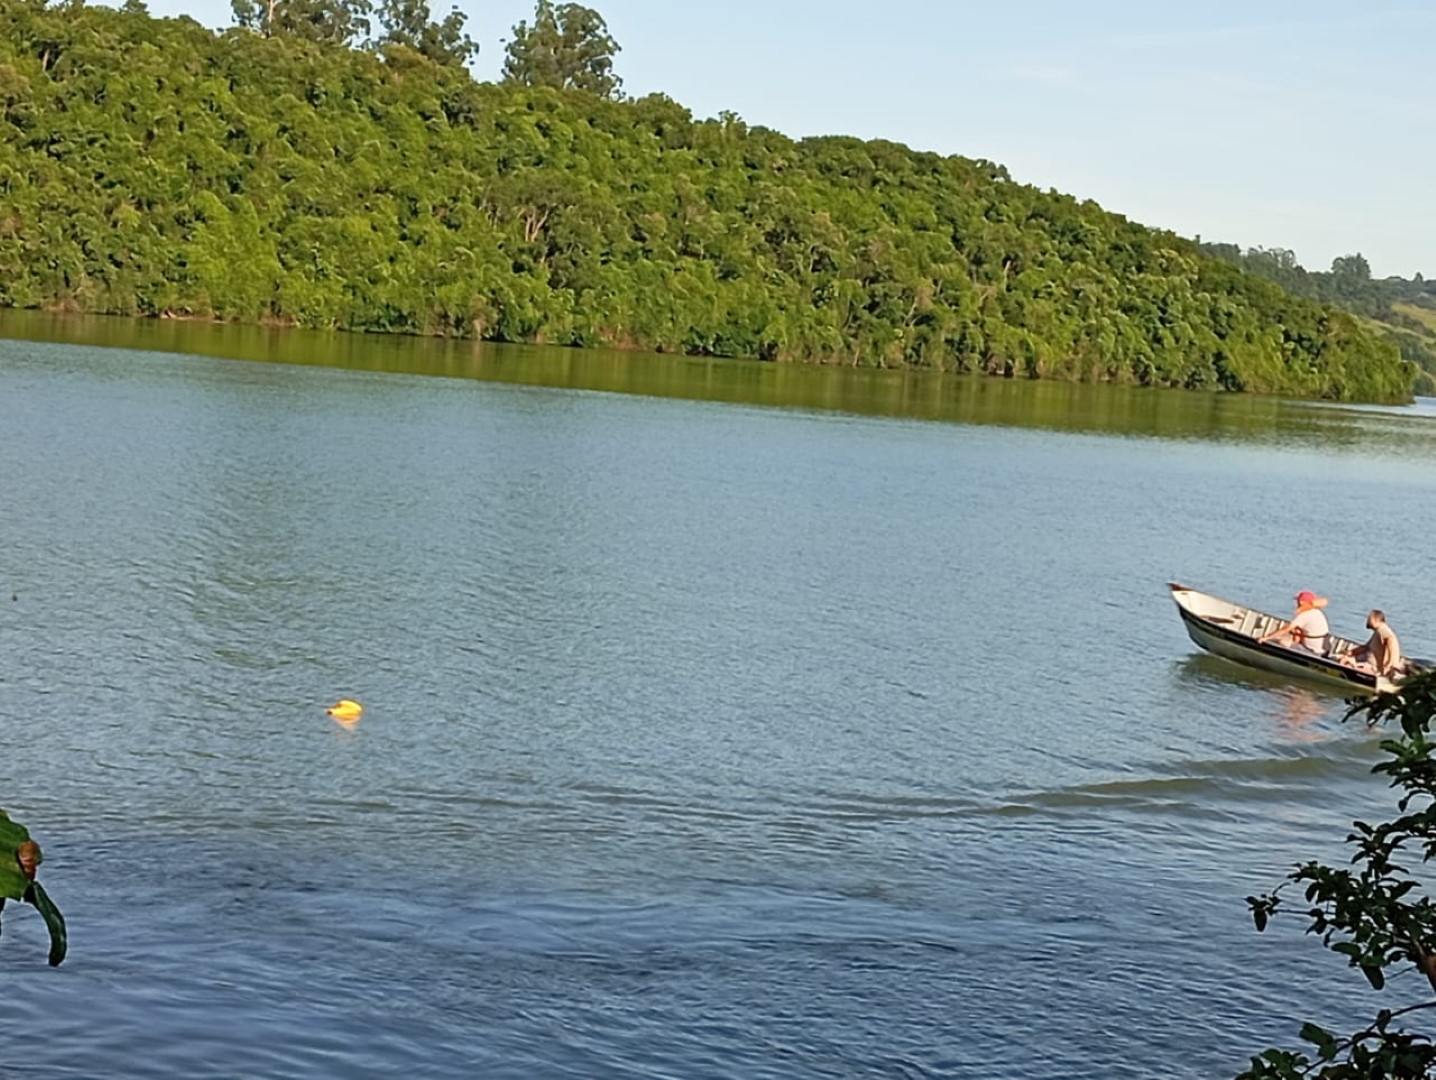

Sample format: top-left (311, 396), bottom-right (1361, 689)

top-left (0, 808), bottom-right (66, 966)
top-left (22, 881), bottom-right (67, 967)
top-left (0, 809), bottom-right (35, 901)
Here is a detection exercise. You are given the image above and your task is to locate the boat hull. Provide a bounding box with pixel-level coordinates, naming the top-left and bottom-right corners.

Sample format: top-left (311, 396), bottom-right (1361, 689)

top-left (1169, 583), bottom-right (1389, 695)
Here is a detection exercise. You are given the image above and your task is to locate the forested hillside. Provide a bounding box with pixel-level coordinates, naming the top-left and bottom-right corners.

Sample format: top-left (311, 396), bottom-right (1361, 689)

top-left (1200, 244), bottom-right (1436, 394)
top-left (0, 0), bottom-right (1417, 401)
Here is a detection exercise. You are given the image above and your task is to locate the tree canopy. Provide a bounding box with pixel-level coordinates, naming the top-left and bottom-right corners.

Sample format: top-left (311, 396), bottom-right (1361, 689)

top-left (501, 0), bottom-right (621, 98)
top-left (372, 0), bottom-right (476, 68)
top-left (0, 0), bottom-right (1417, 402)
top-left (231, 0), bottom-right (372, 46)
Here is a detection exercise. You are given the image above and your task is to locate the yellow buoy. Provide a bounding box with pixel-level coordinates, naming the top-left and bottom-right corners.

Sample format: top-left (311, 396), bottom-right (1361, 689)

top-left (326, 698), bottom-right (364, 721)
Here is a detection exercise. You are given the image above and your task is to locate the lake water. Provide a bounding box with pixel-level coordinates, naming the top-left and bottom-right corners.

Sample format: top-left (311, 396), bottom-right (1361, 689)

top-left (2, 311), bottom-right (1435, 1078)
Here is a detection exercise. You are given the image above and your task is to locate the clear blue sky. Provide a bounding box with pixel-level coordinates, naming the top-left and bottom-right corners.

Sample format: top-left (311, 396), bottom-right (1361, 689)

top-left (143, 0), bottom-right (1433, 279)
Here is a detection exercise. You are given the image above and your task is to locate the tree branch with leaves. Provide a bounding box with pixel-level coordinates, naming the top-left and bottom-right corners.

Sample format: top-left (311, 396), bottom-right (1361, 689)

top-left (1241, 671), bottom-right (1436, 1078)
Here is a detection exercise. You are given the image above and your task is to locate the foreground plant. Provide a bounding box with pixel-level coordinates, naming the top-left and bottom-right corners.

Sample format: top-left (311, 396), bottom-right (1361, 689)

top-left (1241, 671), bottom-right (1436, 1078)
top-left (0, 809), bottom-right (66, 966)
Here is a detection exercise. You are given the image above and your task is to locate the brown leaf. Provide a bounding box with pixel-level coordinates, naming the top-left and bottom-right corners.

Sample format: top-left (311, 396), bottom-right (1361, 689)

top-left (16, 841), bottom-right (40, 881)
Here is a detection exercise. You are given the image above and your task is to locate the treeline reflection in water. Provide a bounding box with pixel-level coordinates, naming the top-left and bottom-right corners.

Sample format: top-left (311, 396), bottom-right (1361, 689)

top-left (1, 309), bottom-right (1430, 455)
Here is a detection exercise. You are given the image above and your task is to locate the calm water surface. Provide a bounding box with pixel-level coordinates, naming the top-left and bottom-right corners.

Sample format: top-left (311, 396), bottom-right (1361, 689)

top-left (2, 312), bottom-right (1436, 1078)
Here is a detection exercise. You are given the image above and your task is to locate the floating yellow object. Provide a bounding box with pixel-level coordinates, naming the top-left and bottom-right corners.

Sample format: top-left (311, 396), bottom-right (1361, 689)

top-left (326, 699), bottom-right (364, 720)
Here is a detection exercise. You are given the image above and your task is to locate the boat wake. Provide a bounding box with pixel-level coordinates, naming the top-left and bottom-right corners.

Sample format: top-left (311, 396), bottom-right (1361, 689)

top-left (993, 744), bottom-right (1380, 820)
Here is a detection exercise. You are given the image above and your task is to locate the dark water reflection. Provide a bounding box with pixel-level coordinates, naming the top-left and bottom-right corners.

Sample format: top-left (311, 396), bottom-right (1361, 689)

top-left (1, 315), bottom-right (1435, 1078)
top-left (3, 309), bottom-right (1433, 455)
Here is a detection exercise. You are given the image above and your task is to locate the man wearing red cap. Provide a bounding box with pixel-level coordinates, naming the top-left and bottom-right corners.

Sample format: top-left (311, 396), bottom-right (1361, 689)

top-left (1258, 590), bottom-right (1331, 654)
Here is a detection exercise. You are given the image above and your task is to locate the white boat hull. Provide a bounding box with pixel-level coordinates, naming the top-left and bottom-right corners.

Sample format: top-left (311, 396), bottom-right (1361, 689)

top-left (1168, 583), bottom-right (1399, 695)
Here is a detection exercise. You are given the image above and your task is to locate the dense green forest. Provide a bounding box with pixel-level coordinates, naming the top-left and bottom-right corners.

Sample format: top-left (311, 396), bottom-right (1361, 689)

top-left (0, 0), bottom-right (1418, 401)
top-left (1199, 244), bottom-right (1436, 394)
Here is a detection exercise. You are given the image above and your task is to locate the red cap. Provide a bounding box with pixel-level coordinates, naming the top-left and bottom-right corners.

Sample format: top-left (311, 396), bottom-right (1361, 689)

top-left (1295, 590), bottom-right (1317, 604)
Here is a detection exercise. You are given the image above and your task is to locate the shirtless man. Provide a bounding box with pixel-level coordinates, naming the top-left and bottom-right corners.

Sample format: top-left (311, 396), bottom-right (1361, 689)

top-left (1346, 609), bottom-right (1403, 678)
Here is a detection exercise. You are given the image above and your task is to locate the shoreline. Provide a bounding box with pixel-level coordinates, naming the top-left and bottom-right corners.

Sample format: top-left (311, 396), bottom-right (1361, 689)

top-left (1, 305), bottom-right (1413, 406)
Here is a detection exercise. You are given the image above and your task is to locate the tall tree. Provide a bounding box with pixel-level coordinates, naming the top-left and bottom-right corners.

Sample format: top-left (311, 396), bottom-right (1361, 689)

top-left (1326, 252), bottom-right (1381, 316)
top-left (231, 0), bottom-right (371, 46)
top-left (373, 0), bottom-right (477, 67)
top-left (1331, 252), bottom-right (1373, 283)
top-left (501, 0), bottom-right (622, 98)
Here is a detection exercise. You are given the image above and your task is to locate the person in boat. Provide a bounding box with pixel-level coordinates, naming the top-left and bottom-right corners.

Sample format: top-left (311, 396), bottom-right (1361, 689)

top-left (1257, 590), bottom-right (1331, 655)
top-left (1343, 609), bottom-right (1403, 677)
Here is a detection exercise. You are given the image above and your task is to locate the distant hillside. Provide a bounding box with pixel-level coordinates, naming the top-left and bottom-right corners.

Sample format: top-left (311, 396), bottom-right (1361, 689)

top-left (1394, 302), bottom-right (1436, 335)
top-left (1199, 245), bottom-right (1436, 394)
top-left (0, 1), bottom-right (1416, 401)
top-left (1386, 304), bottom-right (1436, 395)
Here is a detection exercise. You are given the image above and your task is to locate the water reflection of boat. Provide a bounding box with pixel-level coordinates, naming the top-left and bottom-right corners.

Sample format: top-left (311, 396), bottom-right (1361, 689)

top-left (1168, 583), bottom-right (1414, 695)
top-left (1173, 653), bottom-right (1339, 697)
top-left (1277, 686), bottom-right (1327, 738)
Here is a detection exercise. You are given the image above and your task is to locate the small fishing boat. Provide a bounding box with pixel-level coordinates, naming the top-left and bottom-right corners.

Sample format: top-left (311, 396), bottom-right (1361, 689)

top-left (1168, 583), bottom-right (1414, 695)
